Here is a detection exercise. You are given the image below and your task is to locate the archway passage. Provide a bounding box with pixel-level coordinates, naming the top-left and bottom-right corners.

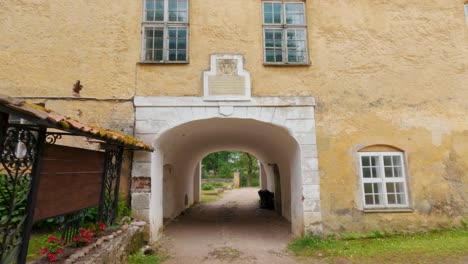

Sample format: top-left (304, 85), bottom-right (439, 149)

top-left (156, 118), bottom-right (302, 234)
top-left (131, 96), bottom-right (321, 240)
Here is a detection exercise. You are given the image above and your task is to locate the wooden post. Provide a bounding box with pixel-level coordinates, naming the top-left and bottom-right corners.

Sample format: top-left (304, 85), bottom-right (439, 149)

top-left (233, 172), bottom-right (240, 189)
top-left (0, 112), bottom-right (8, 144)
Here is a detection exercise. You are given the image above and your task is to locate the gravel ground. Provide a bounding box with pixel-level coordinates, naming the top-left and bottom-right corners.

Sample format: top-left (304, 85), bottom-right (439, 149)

top-left (160, 188), bottom-right (308, 264)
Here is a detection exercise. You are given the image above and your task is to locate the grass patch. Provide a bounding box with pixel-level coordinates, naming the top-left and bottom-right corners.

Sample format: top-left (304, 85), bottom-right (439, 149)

top-left (27, 232), bottom-right (60, 261)
top-left (128, 251), bottom-right (168, 264)
top-left (200, 190), bottom-right (223, 203)
top-left (289, 228), bottom-right (468, 264)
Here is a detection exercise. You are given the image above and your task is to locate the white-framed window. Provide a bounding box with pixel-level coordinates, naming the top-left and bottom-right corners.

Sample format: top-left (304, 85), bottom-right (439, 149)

top-left (262, 1), bottom-right (309, 64)
top-left (465, 3), bottom-right (468, 28)
top-left (358, 152), bottom-right (409, 209)
top-left (141, 0), bottom-right (189, 63)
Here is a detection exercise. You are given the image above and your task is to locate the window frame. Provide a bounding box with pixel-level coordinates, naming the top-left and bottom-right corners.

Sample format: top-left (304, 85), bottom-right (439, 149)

top-left (141, 0), bottom-right (190, 64)
top-left (262, 1), bottom-right (309, 65)
top-left (358, 152), bottom-right (410, 209)
top-left (465, 3), bottom-right (468, 28)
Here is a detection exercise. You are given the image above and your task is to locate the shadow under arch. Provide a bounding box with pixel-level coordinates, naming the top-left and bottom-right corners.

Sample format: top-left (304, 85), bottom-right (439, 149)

top-left (149, 117), bottom-right (304, 238)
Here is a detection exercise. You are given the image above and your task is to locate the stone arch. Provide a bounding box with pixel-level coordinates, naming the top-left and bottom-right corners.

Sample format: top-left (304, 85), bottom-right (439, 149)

top-left (131, 96), bottom-right (321, 240)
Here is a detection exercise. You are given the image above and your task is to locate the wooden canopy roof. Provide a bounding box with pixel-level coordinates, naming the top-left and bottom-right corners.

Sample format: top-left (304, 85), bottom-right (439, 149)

top-left (0, 94), bottom-right (153, 151)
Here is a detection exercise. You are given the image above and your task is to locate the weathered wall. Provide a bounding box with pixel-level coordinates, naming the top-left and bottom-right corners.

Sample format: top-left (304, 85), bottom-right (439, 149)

top-left (0, 0), bottom-right (467, 234)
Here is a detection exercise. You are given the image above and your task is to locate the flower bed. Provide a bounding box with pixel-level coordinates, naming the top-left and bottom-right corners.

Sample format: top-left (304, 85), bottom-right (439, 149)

top-left (31, 221), bottom-right (148, 264)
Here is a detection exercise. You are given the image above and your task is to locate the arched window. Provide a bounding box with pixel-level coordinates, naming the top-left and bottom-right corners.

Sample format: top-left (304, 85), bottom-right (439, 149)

top-left (358, 145), bottom-right (409, 209)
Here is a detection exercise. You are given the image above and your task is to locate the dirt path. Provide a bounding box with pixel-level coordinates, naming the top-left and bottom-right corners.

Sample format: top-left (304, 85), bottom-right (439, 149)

top-left (160, 188), bottom-right (304, 264)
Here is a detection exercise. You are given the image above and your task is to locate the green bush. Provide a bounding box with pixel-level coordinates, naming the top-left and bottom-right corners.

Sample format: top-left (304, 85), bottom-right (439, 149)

top-left (211, 182), bottom-right (224, 187)
top-left (201, 183), bottom-right (214, 191)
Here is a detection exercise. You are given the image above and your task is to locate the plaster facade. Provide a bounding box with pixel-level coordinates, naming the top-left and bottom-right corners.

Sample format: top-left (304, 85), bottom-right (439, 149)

top-left (0, 0), bottom-right (467, 238)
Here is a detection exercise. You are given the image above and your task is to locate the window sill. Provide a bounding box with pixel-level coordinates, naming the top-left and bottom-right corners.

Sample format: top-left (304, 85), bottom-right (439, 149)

top-left (363, 208), bottom-right (414, 213)
top-left (137, 61), bottom-right (189, 65)
top-left (263, 62), bottom-right (311, 67)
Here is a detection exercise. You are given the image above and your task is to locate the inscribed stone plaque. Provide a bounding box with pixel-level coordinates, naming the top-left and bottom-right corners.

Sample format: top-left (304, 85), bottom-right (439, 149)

top-left (203, 54), bottom-right (251, 101)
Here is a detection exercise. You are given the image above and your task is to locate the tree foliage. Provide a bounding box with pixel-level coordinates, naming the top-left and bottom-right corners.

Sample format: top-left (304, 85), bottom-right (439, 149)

top-left (201, 151), bottom-right (259, 187)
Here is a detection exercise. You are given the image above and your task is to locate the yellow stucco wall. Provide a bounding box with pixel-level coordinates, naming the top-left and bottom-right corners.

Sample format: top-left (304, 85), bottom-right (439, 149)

top-left (0, 0), bottom-right (467, 233)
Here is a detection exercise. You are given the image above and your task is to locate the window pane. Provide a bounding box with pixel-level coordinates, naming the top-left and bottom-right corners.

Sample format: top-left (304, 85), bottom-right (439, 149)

top-left (177, 40), bottom-right (186, 49)
top-left (265, 50), bottom-right (275, 62)
top-left (169, 0), bottom-right (177, 10)
top-left (394, 167), bottom-right (403, 177)
top-left (177, 50), bottom-right (186, 61)
top-left (169, 11), bottom-right (177, 21)
top-left (393, 156), bottom-right (402, 166)
top-left (265, 39), bottom-right (274, 48)
top-left (361, 156), bottom-right (370, 166)
top-left (275, 31), bottom-right (282, 40)
top-left (155, 11), bottom-right (164, 21)
top-left (179, 28), bottom-right (187, 38)
top-left (264, 12), bottom-right (273, 24)
top-left (178, 11), bottom-right (188, 21)
top-left (156, 0), bottom-right (164, 9)
top-left (362, 168), bottom-right (371, 178)
top-left (146, 11), bottom-right (155, 21)
top-left (264, 3), bottom-right (272, 13)
top-left (178, 0), bottom-right (187, 10)
top-left (286, 3), bottom-right (304, 13)
top-left (397, 193), bottom-right (406, 204)
top-left (169, 50), bottom-right (176, 61)
top-left (155, 29), bottom-right (163, 37)
top-left (169, 29), bottom-right (177, 37)
top-left (371, 167), bottom-right (378, 178)
top-left (145, 28), bottom-right (154, 38)
top-left (395, 182), bottom-right (405, 193)
top-left (146, 0), bottom-right (155, 10)
top-left (145, 50), bottom-right (153, 61)
top-left (154, 37), bottom-right (163, 49)
top-left (371, 156), bottom-right (378, 166)
top-left (384, 167), bottom-right (393, 177)
top-left (365, 195), bottom-right (374, 205)
top-left (275, 52), bottom-right (282, 62)
top-left (169, 38), bottom-right (176, 49)
top-left (383, 156), bottom-right (392, 166)
top-left (386, 182), bottom-right (395, 193)
top-left (146, 38), bottom-right (153, 49)
top-left (154, 50), bottom-right (163, 61)
top-left (364, 183), bottom-right (373, 194)
top-left (285, 3), bottom-right (305, 25)
top-left (387, 194), bottom-right (396, 204)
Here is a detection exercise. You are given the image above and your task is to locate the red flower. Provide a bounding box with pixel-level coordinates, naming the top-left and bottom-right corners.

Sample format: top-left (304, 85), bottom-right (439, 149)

top-left (79, 228), bottom-right (86, 235)
top-left (48, 235), bottom-right (56, 242)
top-left (57, 248), bottom-right (63, 254)
top-left (41, 248), bottom-right (48, 255)
top-left (73, 237), bottom-right (79, 242)
top-left (47, 253), bottom-right (58, 262)
top-left (99, 223), bottom-right (106, 231)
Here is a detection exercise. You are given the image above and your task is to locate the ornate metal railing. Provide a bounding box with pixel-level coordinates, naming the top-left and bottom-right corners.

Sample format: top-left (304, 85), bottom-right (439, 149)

top-left (0, 125), bottom-right (45, 264)
top-left (99, 147), bottom-right (124, 226)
